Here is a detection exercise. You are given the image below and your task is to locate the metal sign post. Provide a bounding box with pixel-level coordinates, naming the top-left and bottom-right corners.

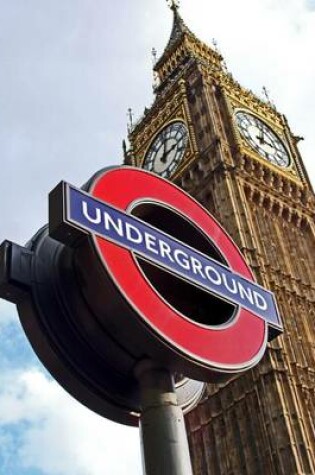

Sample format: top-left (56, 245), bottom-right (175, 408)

top-left (0, 166), bottom-right (283, 472)
top-left (135, 360), bottom-right (193, 475)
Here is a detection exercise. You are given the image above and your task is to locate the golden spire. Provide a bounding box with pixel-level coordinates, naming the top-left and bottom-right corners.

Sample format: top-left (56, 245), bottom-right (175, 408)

top-left (163, 0), bottom-right (190, 52)
top-left (154, 0), bottom-right (204, 80)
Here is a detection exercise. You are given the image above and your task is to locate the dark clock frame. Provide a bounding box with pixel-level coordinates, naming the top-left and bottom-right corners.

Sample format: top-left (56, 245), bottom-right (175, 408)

top-left (235, 110), bottom-right (291, 168)
top-left (143, 121), bottom-right (189, 179)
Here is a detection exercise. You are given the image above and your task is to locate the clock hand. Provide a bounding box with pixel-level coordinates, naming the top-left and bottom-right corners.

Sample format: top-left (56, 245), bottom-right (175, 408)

top-left (160, 146), bottom-right (168, 164)
top-left (160, 147), bottom-right (167, 163)
top-left (256, 126), bottom-right (265, 144)
top-left (160, 142), bottom-right (177, 164)
top-left (261, 135), bottom-right (274, 148)
top-left (160, 143), bottom-right (168, 164)
top-left (167, 142), bottom-right (178, 155)
top-left (256, 133), bottom-right (274, 149)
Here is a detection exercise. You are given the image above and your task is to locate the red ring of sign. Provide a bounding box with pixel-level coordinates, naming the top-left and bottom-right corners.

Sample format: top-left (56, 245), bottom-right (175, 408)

top-left (90, 168), bottom-right (267, 372)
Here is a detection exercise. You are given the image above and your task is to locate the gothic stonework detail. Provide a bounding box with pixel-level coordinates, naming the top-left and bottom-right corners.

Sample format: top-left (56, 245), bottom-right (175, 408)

top-left (127, 4), bottom-right (315, 474)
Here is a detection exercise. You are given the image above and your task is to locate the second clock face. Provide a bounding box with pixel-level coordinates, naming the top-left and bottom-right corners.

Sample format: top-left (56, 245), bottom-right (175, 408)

top-left (235, 111), bottom-right (290, 168)
top-left (143, 122), bottom-right (188, 179)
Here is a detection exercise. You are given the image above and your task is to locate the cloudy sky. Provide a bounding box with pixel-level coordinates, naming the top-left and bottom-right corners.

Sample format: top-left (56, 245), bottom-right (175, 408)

top-left (0, 0), bottom-right (314, 473)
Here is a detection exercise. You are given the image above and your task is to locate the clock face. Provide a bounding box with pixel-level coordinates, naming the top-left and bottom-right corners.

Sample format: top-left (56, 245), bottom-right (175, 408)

top-left (143, 121), bottom-right (188, 179)
top-left (235, 111), bottom-right (290, 168)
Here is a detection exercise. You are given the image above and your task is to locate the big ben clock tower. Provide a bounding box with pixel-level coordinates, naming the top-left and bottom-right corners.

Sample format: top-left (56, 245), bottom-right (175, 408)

top-left (126, 2), bottom-right (315, 473)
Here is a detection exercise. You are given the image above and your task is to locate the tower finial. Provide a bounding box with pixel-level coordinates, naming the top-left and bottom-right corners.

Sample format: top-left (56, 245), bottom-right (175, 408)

top-left (127, 108), bottom-right (134, 133)
top-left (262, 86), bottom-right (275, 107)
top-left (167, 0), bottom-right (180, 11)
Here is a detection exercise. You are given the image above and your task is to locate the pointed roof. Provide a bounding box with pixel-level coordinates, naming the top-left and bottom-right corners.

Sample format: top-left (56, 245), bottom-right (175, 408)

top-left (154, 2), bottom-right (198, 70)
top-left (166, 1), bottom-right (195, 50)
top-left (152, 2), bottom-right (223, 95)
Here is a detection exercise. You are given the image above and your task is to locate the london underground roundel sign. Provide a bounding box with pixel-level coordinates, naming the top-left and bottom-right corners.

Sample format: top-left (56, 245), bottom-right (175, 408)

top-left (50, 167), bottom-right (282, 380)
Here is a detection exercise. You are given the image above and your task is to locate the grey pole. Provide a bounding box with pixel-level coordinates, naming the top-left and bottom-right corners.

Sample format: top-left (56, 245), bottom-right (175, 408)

top-left (135, 360), bottom-right (194, 475)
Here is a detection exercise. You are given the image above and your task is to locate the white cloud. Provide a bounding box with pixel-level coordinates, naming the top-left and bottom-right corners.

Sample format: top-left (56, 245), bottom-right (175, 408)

top-left (0, 368), bottom-right (141, 475)
top-left (0, 300), bottom-right (17, 329)
top-left (0, 1), bottom-right (314, 474)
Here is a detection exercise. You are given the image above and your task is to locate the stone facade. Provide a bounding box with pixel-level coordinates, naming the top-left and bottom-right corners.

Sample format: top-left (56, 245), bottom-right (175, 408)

top-left (128, 5), bottom-right (315, 474)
